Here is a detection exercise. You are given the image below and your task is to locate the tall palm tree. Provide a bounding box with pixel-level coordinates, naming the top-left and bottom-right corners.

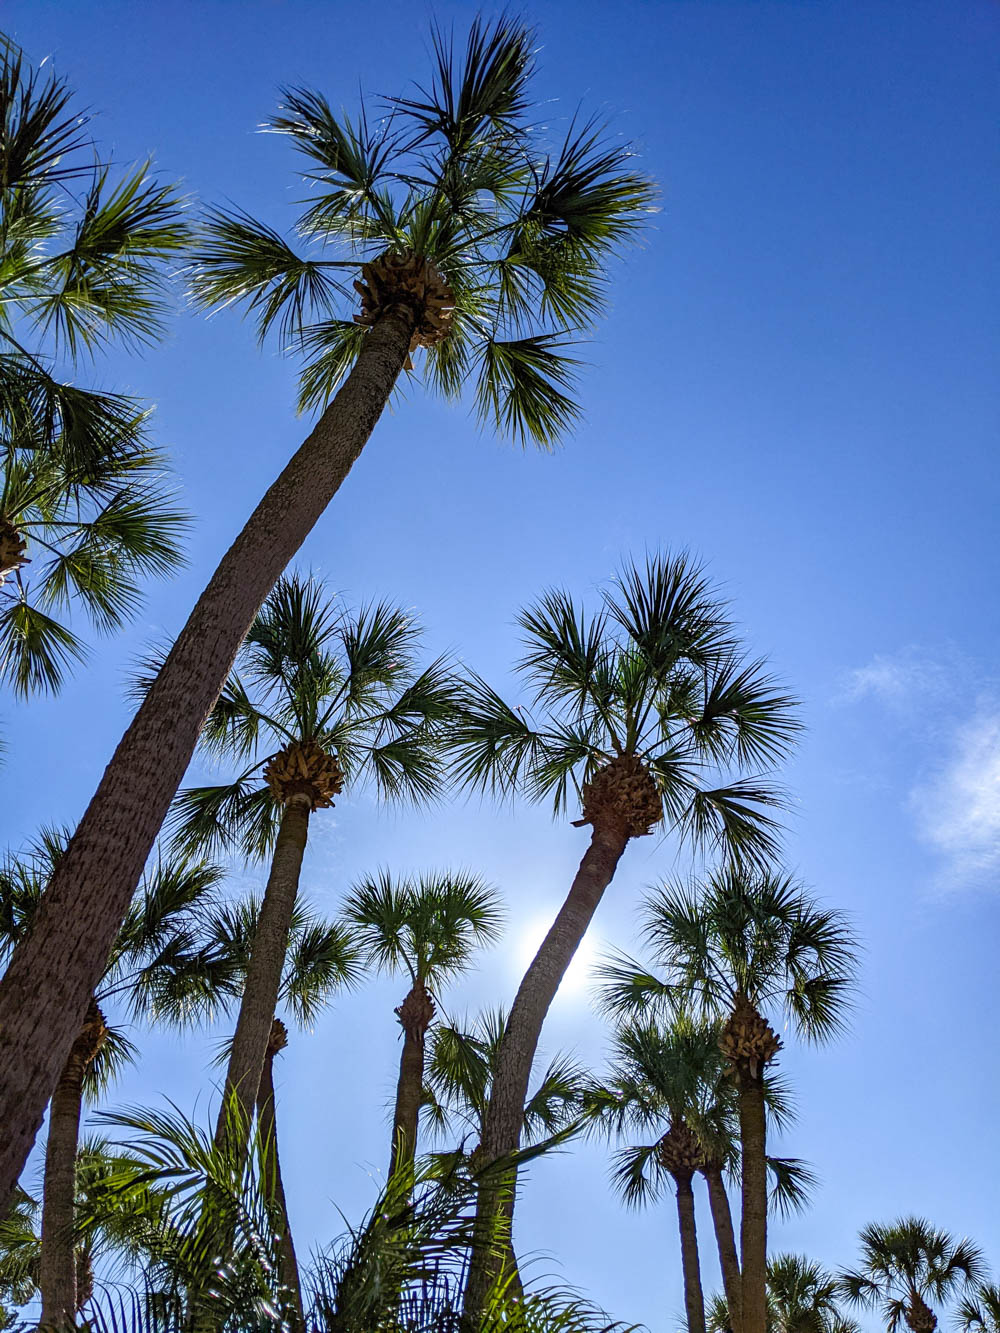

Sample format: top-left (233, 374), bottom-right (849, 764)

top-left (166, 572), bottom-right (455, 1150)
top-left (0, 839), bottom-right (225, 1328)
top-left (585, 1016), bottom-right (812, 1333)
top-left (595, 870), bottom-right (858, 1333)
top-left (839, 1219), bottom-right (985, 1333)
top-left (0, 17), bottom-right (656, 1203)
top-left (0, 43), bottom-right (190, 701)
top-left (957, 1285), bottom-right (1000, 1333)
top-left (708, 1255), bottom-right (861, 1333)
top-left (453, 552), bottom-right (800, 1312)
top-left (342, 870), bottom-right (503, 1178)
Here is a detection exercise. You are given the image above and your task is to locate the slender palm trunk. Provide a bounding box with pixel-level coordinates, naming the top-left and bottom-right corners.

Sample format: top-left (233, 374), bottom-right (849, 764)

top-left (216, 796), bottom-right (312, 1149)
top-left (674, 1172), bottom-right (706, 1333)
top-left (704, 1164), bottom-right (742, 1333)
top-left (257, 1022), bottom-right (303, 1329)
top-left (38, 1003), bottom-right (106, 1329)
top-left (388, 978), bottom-right (434, 1179)
top-left (0, 308), bottom-right (416, 1211)
top-left (737, 1078), bottom-right (768, 1333)
top-left (464, 821), bottom-right (629, 1319)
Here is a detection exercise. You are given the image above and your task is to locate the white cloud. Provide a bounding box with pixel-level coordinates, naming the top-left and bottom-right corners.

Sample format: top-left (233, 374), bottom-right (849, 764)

top-left (838, 646), bottom-right (958, 710)
top-left (911, 710), bottom-right (1000, 890)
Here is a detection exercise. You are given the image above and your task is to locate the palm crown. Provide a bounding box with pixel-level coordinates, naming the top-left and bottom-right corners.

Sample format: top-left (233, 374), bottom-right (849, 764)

top-left (168, 572), bottom-right (458, 859)
top-left (708, 1255), bottom-right (861, 1333)
top-left (190, 17), bottom-right (655, 444)
top-left (453, 553), bottom-right (800, 865)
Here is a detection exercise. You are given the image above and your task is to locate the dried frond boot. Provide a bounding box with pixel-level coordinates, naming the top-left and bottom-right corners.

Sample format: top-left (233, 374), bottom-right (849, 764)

top-left (353, 250), bottom-right (455, 367)
top-left (577, 753), bottom-right (663, 838)
top-left (264, 740), bottom-right (344, 810)
top-left (718, 995), bottom-right (782, 1082)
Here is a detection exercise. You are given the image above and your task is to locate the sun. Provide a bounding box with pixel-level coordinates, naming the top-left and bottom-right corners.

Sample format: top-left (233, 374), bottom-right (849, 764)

top-left (514, 914), bottom-right (600, 1002)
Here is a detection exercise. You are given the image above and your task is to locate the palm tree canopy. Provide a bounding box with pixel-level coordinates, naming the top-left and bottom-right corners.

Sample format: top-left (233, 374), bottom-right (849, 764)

top-left (595, 867), bottom-right (859, 1046)
top-left (189, 16), bottom-right (656, 445)
top-left (342, 869), bottom-right (503, 989)
top-left (840, 1218), bottom-right (986, 1332)
top-left (957, 1285), bottom-right (1000, 1333)
top-left (424, 1005), bottom-right (585, 1149)
top-left (165, 572), bottom-right (460, 859)
top-left (451, 552), bottom-right (800, 868)
top-left (708, 1255), bottom-right (861, 1333)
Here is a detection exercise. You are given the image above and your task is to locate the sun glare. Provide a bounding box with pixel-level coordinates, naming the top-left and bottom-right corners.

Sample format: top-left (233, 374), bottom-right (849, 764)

top-left (514, 914), bottom-right (600, 1003)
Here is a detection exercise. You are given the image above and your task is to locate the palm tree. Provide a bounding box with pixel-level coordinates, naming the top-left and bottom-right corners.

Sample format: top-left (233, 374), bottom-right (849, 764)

top-left (166, 572), bottom-right (455, 1152)
top-left (957, 1285), bottom-right (1000, 1333)
top-left (585, 1016), bottom-right (813, 1333)
top-left (595, 870), bottom-right (858, 1333)
top-left (342, 870), bottom-right (503, 1178)
top-left (452, 552), bottom-right (800, 1312)
top-left (0, 17), bottom-right (656, 1204)
top-left (0, 839), bottom-right (225, 1328)
top-left (839, 1218), bottom-right (985, 1333)
top-left (0, 43), bottom-right (190, 701)
top-left (708, 1255), bottom-right (860, 1333)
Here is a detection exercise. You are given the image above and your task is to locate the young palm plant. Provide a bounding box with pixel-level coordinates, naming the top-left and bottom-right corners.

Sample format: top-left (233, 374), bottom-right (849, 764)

top-left (0, 16), bottom-right (656, 1202)
top-left (958, 1286), bottom-right (1000, 1333)
top-left (595, 870), bottom-right (858, 1333)
top-left (454, 552), bottom-right (800, 1312)
top-left (0, 839), bottom-right (225, 1328)
top-left (166, 572), bottom-right (455, 1152)
top-left (342, 870), bottom-right (503, 1179)
top-left (0, 44), bottom-right (190, 700)
top-left (839, 1218), bottom-right (985, 1333)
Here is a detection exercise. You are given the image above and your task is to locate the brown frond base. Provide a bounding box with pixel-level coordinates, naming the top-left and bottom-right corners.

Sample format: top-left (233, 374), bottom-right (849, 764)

top-left (718, 995), bottom-right (782, 1082)
top-left (906, 1296), bottom-right (938, 1333)
top-left (264, 740), bottom-right (343, 810)
top-left (353, 250), bottom-right (455, 366)
top-left (267, 1017), bottom-right (289, 1056)
top-left (578, 754), bottom-right (663, 839)
top-left (655, 1119), bottom-right (707, 1176)
top-left (0, 521), bottom-right (28, 581)
top-left (395, 978), bottom-right (436, 1042)
top-left (68, 1000), bottom-right (109, 1078)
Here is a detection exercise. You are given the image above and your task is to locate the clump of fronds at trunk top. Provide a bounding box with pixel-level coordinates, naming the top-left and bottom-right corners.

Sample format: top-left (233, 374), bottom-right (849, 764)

top-left (188, 17), bottom-right (657, 444)
top-left (718, 997), bottom-right (782, 1083)
top-left (578, 753), bottom-right (662, 839)
top-left (263, 739), bottom-right (344, 809)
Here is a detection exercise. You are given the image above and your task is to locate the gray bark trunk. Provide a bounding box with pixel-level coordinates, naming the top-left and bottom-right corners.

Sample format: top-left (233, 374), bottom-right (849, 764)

top-left (704, 1164), bottom-right (742, 1333)
top-left (464, 821), bottom-right (629, 1320)
top-left (38, 1044), bottom-right (87, 1328)
top-left (0, 308), bottom-right (415, 1212)
top-left (216, 796), bottom-right (311, 1150)
top-left (675, 1173), bottom-right (706, 1333)
top-left (388, 982), bottom-right (431, 1180)
top-left (257, 1034), bottom-right (304, 1328)
top-left (737, 1078), bottom-right (768, 1333)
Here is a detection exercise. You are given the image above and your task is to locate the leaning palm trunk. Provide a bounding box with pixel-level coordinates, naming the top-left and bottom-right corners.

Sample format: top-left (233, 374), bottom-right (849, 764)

top-left (465, 822), bottom-right (629, 1317)
top-left (257, 1020), bottom-right (303, 1329)
top-left (0, 307), bottom-right (415, 1209)
top-left (703, 1163), bottom-right (742, 1333)
top-left (216, 796), bottom-right (312, 1148)
top-left (675, 1173), bottom-right (707, 1333)
top-left (38, 1002), bottom-right (107, 1329)
top-left (737, 1080), bottom-right (768, 1333)
top-left (389, 979), bottom-right (435, 1180)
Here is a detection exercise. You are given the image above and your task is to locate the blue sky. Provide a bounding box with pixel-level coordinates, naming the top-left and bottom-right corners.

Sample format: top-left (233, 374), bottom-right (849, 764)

top-left (3, 1), bottom-right (999, 1328)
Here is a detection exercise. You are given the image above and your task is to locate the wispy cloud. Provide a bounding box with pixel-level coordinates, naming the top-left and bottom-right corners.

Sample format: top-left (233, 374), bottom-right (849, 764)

top-left (840, 647), bottom-right (1000, 891)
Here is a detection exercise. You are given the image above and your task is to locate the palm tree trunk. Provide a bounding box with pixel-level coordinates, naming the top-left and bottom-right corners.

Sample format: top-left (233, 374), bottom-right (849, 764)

top-left (0, 307), bottom-right (416, 1211)
top-left (737, 1078), bottom-right (768, 1333)
top-left (464, 821), bottom-right (629, 1320)
top-left (388, 979), bottom-right (435, 1179)
top-left (257, 1021), bottom-right (304, 1329)
top-left (703, 1164), bottom-right (742, 1333)
top-left (216, 796), bottom-right (312, 1149)
top-left (675, 1173), bottom-right (707, 1333)
top-left (38, 1002), bottom-right (106, 1329)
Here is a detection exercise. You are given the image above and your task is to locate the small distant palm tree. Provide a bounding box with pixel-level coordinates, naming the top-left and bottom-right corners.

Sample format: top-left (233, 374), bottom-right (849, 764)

top-left (453, 552), bottom-right (800, 1312)
top-left (957, 1285), bottom-right (1000, 1333)
top-left (0, 43), bottom-right (190, 701)
top-left (0, 16), bottom-right (656, 1205)
top-left (342, 870), bottom-right (503, 1177)
top-left (166, 572), bottom-right (457, 1149)
top-left (0, 838), bottom-right (225, 1328)
top-left (840, 1218), bottom-right (985, 1333)
top-left (708, 1255), bottom-right (860, 1333)
top-left (595, 870), bottom-right (858, 1333)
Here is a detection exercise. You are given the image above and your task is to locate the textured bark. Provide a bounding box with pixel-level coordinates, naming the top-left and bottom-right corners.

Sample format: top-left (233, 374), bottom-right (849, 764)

top-left (0, 308), bottom-right (415, 1211)
top-left (257, 1025), bottom-right (303, 1329)
top-left (675, 1173), bottom-right (707, 1333)
top-left (704, 1164), bottom-right (742, 1333)
top-left (388, 979), bottom-right (434, 1179)
top-left (737, 1078), bottom-right (768, 1333)
top-left (216, 797), bottom-right (312, 1147)
top-left (38, 1039), bottom-right (89, 1326)
top-left (464, 822), bottom-right (629, 1319)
